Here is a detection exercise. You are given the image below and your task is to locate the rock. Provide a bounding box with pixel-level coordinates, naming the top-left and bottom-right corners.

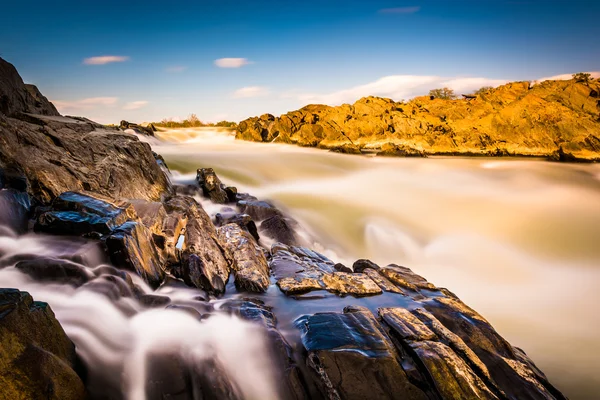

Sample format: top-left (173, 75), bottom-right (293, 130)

top-left (380, 264), bottom-right (436, 291)
top-left (167, 196), bottom-right (231, 294)
top-left (352, 259), bottom-right (380, 272)
top-left (224, 186), bottom-right (238, 202)
top-left (0, 289), bottom-right (85, 400)
top-left (270, 243), bottom-right (335, 282)
top-left (295, 306), bottom-right (428, 400)
top-left (105, 221), bottom-right (166, 289)
top-left (119, 120), bottom-right (154, 136)
top-left (363, 267), bottom-right (405, 294)
top-left (0, 188), bottom-right (31, 234)
top-left (333, 262), bottom-right (352, 273)
top-left (196, 168), bottom-right (229, 204)
top-left (0, 58), bottom-right (60, 116)
top-left (216, 223), bottom-right (270, 293)
top-left (138, 294), bottom-right (171, 308)
top-left (276, 277), bottom-right (323, 295)
top-left (215, 212), bottom-right (260, 242)
top-left (260, 215), bottom-right (297, 245)
top-left (237, 200), bottom-right (282, 220)
top-left (237, 80), bottom-right (600, 161)
top-left (15, 258), bottom-right (91, 286)
top-left (321, 272), bottom-right (382, 296)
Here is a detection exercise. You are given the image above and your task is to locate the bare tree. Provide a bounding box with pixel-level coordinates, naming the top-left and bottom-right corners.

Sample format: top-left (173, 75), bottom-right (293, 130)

top-left (429, 87), bottom-right (457, 100)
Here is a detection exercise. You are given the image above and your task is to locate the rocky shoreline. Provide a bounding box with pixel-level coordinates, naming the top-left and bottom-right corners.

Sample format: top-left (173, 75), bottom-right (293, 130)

top-left (236, 79), bottom-right (600, 162)
top-left (0, 56), bottom-right (567, 399)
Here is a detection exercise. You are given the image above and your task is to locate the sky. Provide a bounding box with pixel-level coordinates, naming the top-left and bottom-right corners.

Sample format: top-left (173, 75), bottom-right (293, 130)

top-left (0, 0), bottom-right (598, 124)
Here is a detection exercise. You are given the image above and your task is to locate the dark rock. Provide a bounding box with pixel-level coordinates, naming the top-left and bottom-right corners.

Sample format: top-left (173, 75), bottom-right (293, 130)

top-left (377, 143), bottom-right (427, 157)
top-left (329, 143), bottom-right (362, 154)
top-left (295, 306), bottom-right (427, 400)
top-left (0, 167), bottom-right (29, 192)
top-left (105, 221), bottom-right (165, 289)
top-left (196, 168), bottom-right (229, 204)
top-left (224, 186), bottom-right (238, 202)
top-left (352, 259), bottom-right (380, 272)
top-left (216, 223), bottom-right (270, 292)
top-left (15, 258), bottom-right (91, 286)
top-left (260, 215), bottom-right (297, 245)
top-left (0, 188), bottom-right (31, 234)
top-left (119, 120), bottom-right (154, 136)
top-left (0, 289), bottom-right (85, 399)
top-left (237, 200), bottom-right (282, 220)
top-left (333, 262), bottom-right (352, 273)
top-left (215, 212), bottom-right (260, 242)
top-left (139, 294), bottom-right (171, 308)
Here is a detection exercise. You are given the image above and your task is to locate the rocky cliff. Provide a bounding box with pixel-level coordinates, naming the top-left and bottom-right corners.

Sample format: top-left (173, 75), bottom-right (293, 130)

top-left (0, 56), bottom-right (568, 399)
top-left (237, 79), bottom-right (600, 161)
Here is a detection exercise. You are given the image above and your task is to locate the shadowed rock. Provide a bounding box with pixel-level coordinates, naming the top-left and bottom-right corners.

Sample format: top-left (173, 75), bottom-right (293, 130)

top-left (260, 215), bottom-right (298, 246)
top-left (15, 258), bottom-right (91, 286)
top-left (215, 212), bottom-right (260, 242)
top-left (238, 200), bottom-right (283, 220)
top-left (196, 168), bottom-right (229, 204)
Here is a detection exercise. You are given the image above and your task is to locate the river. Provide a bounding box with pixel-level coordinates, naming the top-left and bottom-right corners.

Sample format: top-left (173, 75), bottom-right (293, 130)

top-left (151, 127), bottom-right (600, 399)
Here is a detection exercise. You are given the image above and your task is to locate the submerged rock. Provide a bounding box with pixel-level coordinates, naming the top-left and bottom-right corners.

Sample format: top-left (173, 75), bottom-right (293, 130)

top-left (0, 289), bottom-right (85, 400)
top-left (216, 223), bottom-right (270, 292)
top-left (15, 258), bottom-right (91, 286)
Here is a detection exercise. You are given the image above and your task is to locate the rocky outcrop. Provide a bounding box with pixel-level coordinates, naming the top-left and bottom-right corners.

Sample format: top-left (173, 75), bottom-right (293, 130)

top-left (237, 78), bottom-right (600, 161)
top-left (0, 289), bottom-right (85, 400)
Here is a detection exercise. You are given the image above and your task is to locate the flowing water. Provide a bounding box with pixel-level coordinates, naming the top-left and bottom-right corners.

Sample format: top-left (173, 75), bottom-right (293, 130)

top-left (1, 126), bottom-right (599, 399)
top-left (152, 127), bottom-right (600, 399)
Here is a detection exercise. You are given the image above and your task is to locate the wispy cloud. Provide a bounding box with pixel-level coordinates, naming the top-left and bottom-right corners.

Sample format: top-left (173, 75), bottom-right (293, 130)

top-left (83, 56), bottom-right (130, 65)
top-left (233, 86), bottom-right (270, 98)
top-left (215, 58), bottom-right (251, 68)
top-left (123, 101), bottom-right (149, 110)
top-left (535, 71), bottom-right (600, 83)
top-left (166, 66), bottom-right (187, 73)
top-left (378, 6), bottom-right (421, 14)
top-left (295, 75), bottom-right (508, 105)
top-left (52, 97), bottom-right (119, 112)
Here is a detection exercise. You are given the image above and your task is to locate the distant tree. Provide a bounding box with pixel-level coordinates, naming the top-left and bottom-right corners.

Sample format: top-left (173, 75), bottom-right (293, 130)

top-left (188, 113), bottom-right (201, 127)
top-left (214, 120), bottom-right (237, 128)
top-left (473, 86), bottom-right (493, 95)
top-left (429, 87), bottom-right (456, 100)
top-left (573, 72), bottom-right (591, 83)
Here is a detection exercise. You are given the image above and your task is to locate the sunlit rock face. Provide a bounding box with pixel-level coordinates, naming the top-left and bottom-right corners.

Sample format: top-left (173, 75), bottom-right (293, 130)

top-left (237, 79), bottom-right (600, 161)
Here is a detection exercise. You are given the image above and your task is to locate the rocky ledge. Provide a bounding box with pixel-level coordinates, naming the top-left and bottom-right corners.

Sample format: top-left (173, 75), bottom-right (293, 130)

top-left (0, 56), bottom-right (567, 399)
top-left (237, 79), bottom-right (600, 161)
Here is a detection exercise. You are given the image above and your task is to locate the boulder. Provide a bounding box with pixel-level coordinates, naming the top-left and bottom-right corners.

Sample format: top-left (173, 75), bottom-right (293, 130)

top-left (0, 188), bottom-right (30, 234)
top-left (215, 212), bottom-right (260, 242)
top-left (196, 168), bottom-right (229, 204)
top-left (276, 277), bottom-right (323, 295)
top-left (15, 258), bottom-right (92, 286)
top-left (237, 200), bottom-right (282, 220)
top-left (321, 272), bottom-right (382, 296)
top-left (0, 289), bottom-right (85, 400)
top-left (380, 264), bottom-right (436, 291)
top-left (295, 306), bottom-right (428, 400)
top-left (352, 259), bottom-right (380, 272)
top-left (260, 215), bottom-right (297, 245)
top-left (216, 223), bottom-right (270, 293)
top-left (333, 263), bottom-right (352, 273)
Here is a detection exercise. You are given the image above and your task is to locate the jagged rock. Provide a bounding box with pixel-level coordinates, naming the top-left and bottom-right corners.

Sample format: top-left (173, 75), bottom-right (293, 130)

top-left (270, 243), bottom-right (335, 280)
top-left (352, 259), bottom-right (380, 272)
top-left (215, 212), bottom-right (260, 242)
top-left (260, 215), bottom-right (297, 245)
top-left (237, 200), bottom-right (282, 220)
top-left (224, 186), bottom-right (238, 202)
top-left (0, 188), bottom-right (30, 234)
top-left (321, 272), bottom-right (382, 296)
top-left (295, 306), bottom-right (428, 400)
top-left (237, 79), bottom-right (600, 161)
top-left (216, 223), bottom-right (270, 292)
top-left (276, 277), bottom-right (323, 295)
top-left (363, 267), bottom-right (405, 294)
top-left (380, 264), bottom-right (436, 291)
top-left (196, 168), bottom-right (229, 204)
top-left (120, 120), bottom-right (154, 136)
top-left (15, 258), bottom-right (91, 286)
top-left (167, 195), bottom-right (231, 294)
top-left (105, 221), bottom-right (166, 289)
top-left (0, 289), bottom-right (85, 400)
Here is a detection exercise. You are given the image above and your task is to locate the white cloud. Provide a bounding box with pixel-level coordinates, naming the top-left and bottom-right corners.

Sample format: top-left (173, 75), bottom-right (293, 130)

top-left (83, 56), bottom-right (130, 65)
top-left (233, 86), bottom-right (270, 99)
top-left (123, 101), bottom-right (149, 110)
top-left (215, 58), bottom-right (251, 68)
top-left (52, 97), bottom-right (119, 112)
top-left (166, 66), bottom-right (187, 73)
top-left (378, 6), bottom-right (421, 14)
top-left (296, 75), bottom-right (508, 105)
top-left (535, 71), bottom-right (600, 83)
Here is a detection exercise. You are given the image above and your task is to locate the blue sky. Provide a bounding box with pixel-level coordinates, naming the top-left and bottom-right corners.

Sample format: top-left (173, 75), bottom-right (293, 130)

top-left (1, 0), bottom-right (598, 124)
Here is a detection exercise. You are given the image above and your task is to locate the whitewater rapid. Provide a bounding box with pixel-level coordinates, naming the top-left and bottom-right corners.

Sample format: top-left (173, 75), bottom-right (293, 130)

top-left (151, 127), bottom-right (600, 399)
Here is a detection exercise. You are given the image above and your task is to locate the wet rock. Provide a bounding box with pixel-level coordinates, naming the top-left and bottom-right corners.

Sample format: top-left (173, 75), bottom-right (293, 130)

top-left (196, 168), bottom-right (229, 204)
top-left (380, 264), bottom-right (436, 291)
top-left (260, 215), bottom-right (297, 245)
top-left (139, 294), bottom-right (171, 308)
top-left (276, 277), bottom-right (323, 295)
top-left (295, 306), bottom-right (427, 400)
top-left (352, 258), bottom-right (380, 272)
top-left (237, 199), bottom-right (282, 220)
top-left (0, 289), bottom-right (85, 400)
top-left (333, 262), bottom-right (352, 273)
top-left (15, 257), bottom-right (91, 286)
top-left (224, 186), bottom-right (238, 202)
top-left (216, 223), bottom-right (270, 292)
top-left (105, 221), bottom-right (165, 289)
top-left (120, 120), bottom-right (154, 136)
top-left (377, 142), bottom-right (426, 157)
top-left (129, 199), bottom-right (167, 236)
top-left (215, 212), bottom-right (259, 242)
top-left (270, 243), bottom-right (336, 280)
top-left (363, 267), bottom-right (405, 294)
top-left (0, 188), bottom-right (31, 234)
top-left (175, 196), bottom-right (231, 294)
top-left (329, 143), bottom-right (362, 154)
top-left (321, 272), bottom-right (382, 296)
